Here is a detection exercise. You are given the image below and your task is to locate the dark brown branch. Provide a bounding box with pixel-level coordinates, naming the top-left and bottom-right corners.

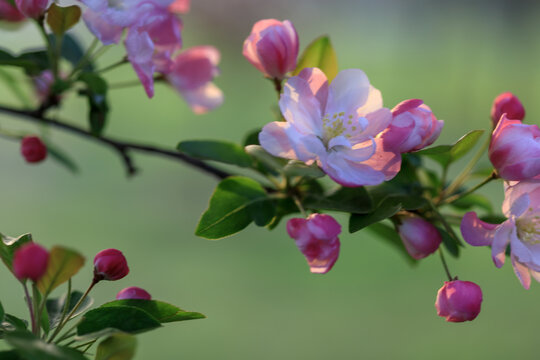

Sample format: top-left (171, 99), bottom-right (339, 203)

top-left (0, 104), bottom-right (231, 179)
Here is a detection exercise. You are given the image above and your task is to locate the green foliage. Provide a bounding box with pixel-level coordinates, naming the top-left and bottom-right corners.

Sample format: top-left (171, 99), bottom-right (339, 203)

top-left (43, 140), bottom-right (79, 173)
top-left (349, 198), bottom-right (403, 234)
top-left (438, 227), bottom-right (460, 258)
top-left (95, 334), bottom-right (137, 360)
top-left (304, 186), bottom-right (373, 214)
top-left (283, 160), bottom-right (325, 179)
top-left (46, 4), bottom-right (82, 35)
top-left (415, 130), bottom-right (484, 167)
top-left (245, 145), bottom-right (287, 174)
top-left (78, 73), bottom-right (109, 136)
top-left (293, 36), bottom-right (338, 81)
top-left (100, 300), bottom-right (206, 323)
top-left (77, 306), bottom-right (161, 338)
top-left (196, 176), bottom-right (275, 239)
top-left (0, 233), bottom-right (32, 276)
top-left (0, 49), bottom-right (49, 75)
top-left (450, 193), bottom-right (493, 213)
top-left (47, 290), bottom-right (93, 329)
top-left (5, 331), bottom-right (88, 360)
top-left (48, 34), bottom-right (93, 72)
top-left (37, 246), bottom-right (85, 295)
top-left (177, 140), bottom-right (252, 167)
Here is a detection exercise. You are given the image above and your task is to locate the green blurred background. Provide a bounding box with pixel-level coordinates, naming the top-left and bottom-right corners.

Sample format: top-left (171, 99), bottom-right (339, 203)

top-left (1, 0), bottom-right (540, 358)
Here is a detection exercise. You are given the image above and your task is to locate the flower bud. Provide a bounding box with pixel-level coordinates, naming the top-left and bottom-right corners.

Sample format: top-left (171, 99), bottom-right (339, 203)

top-left (381, 99), bottom-right (444, 153)
top-left (33, 70), bottom-right (55, 103)
top-left (435, 280), bottom-right (483, 322)
top-left (14, 0), bottom-right (48, 18)
top-left (21, 136), bottom-right (47, 163)
top-left (489, 114), bottom-right (540, 181)
top-left (242, 19), bottom-right (299, 79)
top-left (94, 249), bottom-right (129, 281)
top-left (396, 213), bottom-right (441, 260)
top-left (116, 286), bottom-right (152, 300)
top-left (491, 92), bottom-right (525, 127)
top-left (286, 213), bottom-right (341, 274)
top-left (13, 243), bottom-right (49, 282)
top-left (0, 0), bottom-right (25, 22)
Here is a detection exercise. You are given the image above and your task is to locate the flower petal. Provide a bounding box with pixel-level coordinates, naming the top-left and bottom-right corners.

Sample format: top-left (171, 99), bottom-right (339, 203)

top-left (279, 76), bottom-right (323, 136)
top-left (326, 69), bottom-right (370, 116)
top-left (511, 254), bottom-right (531, 289)
top-left (83, 9), bottom-right (124, 45)
top-left (259, 121), bottom-right (297, 159)
top-left (460, 211), bottom-right (498, 246)
top-left (180, 83), bottom-right (224, 114)
top-left (297, 67), bottom-right (329, 112)
top-left (491, 220), bottom-right (514, 268)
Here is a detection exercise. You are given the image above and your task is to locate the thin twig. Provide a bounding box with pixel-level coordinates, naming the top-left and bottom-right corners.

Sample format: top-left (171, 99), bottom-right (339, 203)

top-left (0, 104), bottom-right (231, 179)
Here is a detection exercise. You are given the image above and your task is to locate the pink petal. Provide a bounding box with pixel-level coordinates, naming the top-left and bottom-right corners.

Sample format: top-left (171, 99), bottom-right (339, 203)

top-left (297, 67), bottom-right (329, 112)
top-left (491, 220), bottom-right (514, 268)
top-left (511, 254), bottom-right (531, 289)
top-left (125, 29), bottom-right (156, 98)
top-left (180, 83), bottom-right (223, 114)
top-left (279, 76), bottom-right (323, 136)
top-left (460, 211), bottom-right (498, 247)
top-left (168, 0), bottom-right (189, 14)
top-left (356, 85), bottom-right (383, 117)
top-left (83, 9), bottom-right (123, 45)
top-left (326, 69), bottom-right (370, 117)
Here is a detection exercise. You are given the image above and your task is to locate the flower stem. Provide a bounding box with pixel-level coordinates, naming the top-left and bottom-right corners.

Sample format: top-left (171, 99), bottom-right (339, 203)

top-left (68, 38), bottom-right (99, 79)
top-left (438, 248), bottom-right (453, 281)
top-left (32, 284), bottom-right (41, 337)
top-left (293, 195), bottom-right (307, 217)
top-left (441, 171), bottom-right (498, 205)
top-left (96, 58), bottom-right (128, 74)
top-left (22, 283), bottom-right (36, 334)
top-left (34, 18), bottom-right (55, 78)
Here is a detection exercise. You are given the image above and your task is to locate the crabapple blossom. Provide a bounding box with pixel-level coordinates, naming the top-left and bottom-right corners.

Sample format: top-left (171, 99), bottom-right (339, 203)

top-left (435, 280), bottom-right (483, 322)
top-left (116, 286), bottom-right (152, 300)
top-left (286, 213), bottom-right (341, 274)
top-left (259, 67), bottom-right (401, 187)
top-left (380, 99), bottom-right (444, 153)
top-left (396, 213), bottom-right (442, 260)
top-left (21, 136), bottom-right (47, 163)
top-left (488, 114), bottom-right (540, 181)
top-left (14, 0), bottom-right (47, 18)
top-left (165, 46), bottom-right (223, 114)
top-left (491, 92), bottom-right (525, 127)
top-left (13, 243), bottom-right (49, 282)
top-left (168, 0), bottom-right (189, 14)
top-left (94, 248), bottom-right (129, 281)
top-left (0, 0), bottom-right (25, 21)
top-left (461, 177), bottom-right (540, 289)
top-left (243, 19), bottom-right (299, 79)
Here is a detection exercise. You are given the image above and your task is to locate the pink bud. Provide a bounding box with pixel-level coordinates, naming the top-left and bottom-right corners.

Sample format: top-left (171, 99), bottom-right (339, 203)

top-left (489, 114), bottom-right (540, 181)
top-left (0, 0), bottom-right (25, 22)
top-left (14, 0), bottom-right (48, 18)
top-left (168, 0), bottom-right (189, 14)
top-left (13, 243), bottom-right (49, 282)
top-left (33, 70), bottom-right (55, 103)
top-left (491, 92), bottom-right (525, 127)
top-left (21, 136), bottom-right (47, 163)
top-left (287, 214), bottom-right (341, 274)
top-left (381, 99), bottom-right (444, 153)
top-left (94, 249), bottom-right (129, 281)
top-left (243, 19), bottom-right (299, 80)
top-left (435, 280), bottom-right (483, 322)
top-left (396, 214), bottom-right (441, 260)
top-left (116, 286), bottom-right (152, 300)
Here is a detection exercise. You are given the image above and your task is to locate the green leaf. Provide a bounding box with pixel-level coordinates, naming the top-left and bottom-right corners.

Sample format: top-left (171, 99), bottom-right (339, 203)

top-left (42, 140), bottom-right (79, 173)
top-left (0, 233), bottom-right (32, 275)
top-left (245, 145), bottom-right (287, 173)
top-left (0, 49), bottom-right (49, 75)
top-left (349, 197), bottom-right (403, 233)
top-left (2, 314), bottom-right (28, 332)
top-left (248, 198), bottom-right (276, 227)
top-left (363, 222), bottom-right (417, 265)
top-left (243, 128), bottom-right (261, 146)
top-left (415, 130), bottom-right (484, 167)
top-left (46, 3), bottom-right (81, 35)
top-left (37, 246), bottom-right (85, 295)
top-left (95, 334), bottom-right (137, 360)
top-left (78, 73), bottom-right (109, 136)
top-left (0, 350), bottom-right (21, 359)
top-left (480, 214), bottom-right (506, 224)
top-left (100, 300), bottom-right (206, 323)
top-left (283, 160), bottom-right (325, 179)
top-left (196, 176), bottom-right (274, 239)
top-left (304, 186), bottom-right (373, 214)
top-left (451, 193), bottom-right (493, 213)
top-left (438, 227), bottom-right (460, 258)
top-left (0, 68), bottom-right (32, 107)
top-left (48, 34), bottom-right (93, 72)
top-left (77, 306), bottom-right (161, 338)
top-left (293, 36), bottom-right (338, 81)
top-left (47, 290), bottom-right (93, 329)
top-left (177, 140), bottom-right (252, 167)
top-left (6, 331), bottom-right (88, 360)
top-left (0, 302), bottom-right (4, 322)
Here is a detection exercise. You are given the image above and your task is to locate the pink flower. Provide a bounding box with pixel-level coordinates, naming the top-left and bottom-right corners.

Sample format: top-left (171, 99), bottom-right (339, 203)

top-left (286, 214), bottom-right (341, 274)
top-left (396, 213), bottom-right (442, 259)
top-left (0, 0), bottom-right (25, 22)
top-left (491, 92), bottom-right (525, 127)
top-left (259, 67), bottom-right (401, 187)
top-left (380, 99), bottom-right (444, 153)
top-left (13, 243), bottom-right (49, 282)
top-left (32, 70), bottom-right (55, 103)
top-left (243, 19), bottom-right (299, 79)
top-left (435, 280), bottom-right (483, 322)
top-left (116, 286), bottom-right (152, 300)
top-left (165, 46), bottom-right (223, 114)
top-left (489, 114), bottom-right (540, 181)
top-left (81, 0), bottom-right (182, 98)
top-left (461, 177), bottom-right (540, 289)
top-left (14, 0), bottom-right (47, 18)
top-left (94, 248), bottom-right (129, 281)
top-left (21, 136), bottom-right (47, 163)
top-left (168, 0), bottom-right (188, 14)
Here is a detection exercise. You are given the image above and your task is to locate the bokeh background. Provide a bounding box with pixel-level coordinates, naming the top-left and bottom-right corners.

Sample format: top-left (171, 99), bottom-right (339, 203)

top-left (1, 0), bottom-right (540, 358)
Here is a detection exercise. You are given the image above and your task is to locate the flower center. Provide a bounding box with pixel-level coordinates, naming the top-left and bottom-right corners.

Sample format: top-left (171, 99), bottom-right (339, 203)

top-left (517, 209), bottom-right (540, 245)
top-left (322, 112), bottom-right (365, 145)
top-left (107, 0), bottom-right (125, 10)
